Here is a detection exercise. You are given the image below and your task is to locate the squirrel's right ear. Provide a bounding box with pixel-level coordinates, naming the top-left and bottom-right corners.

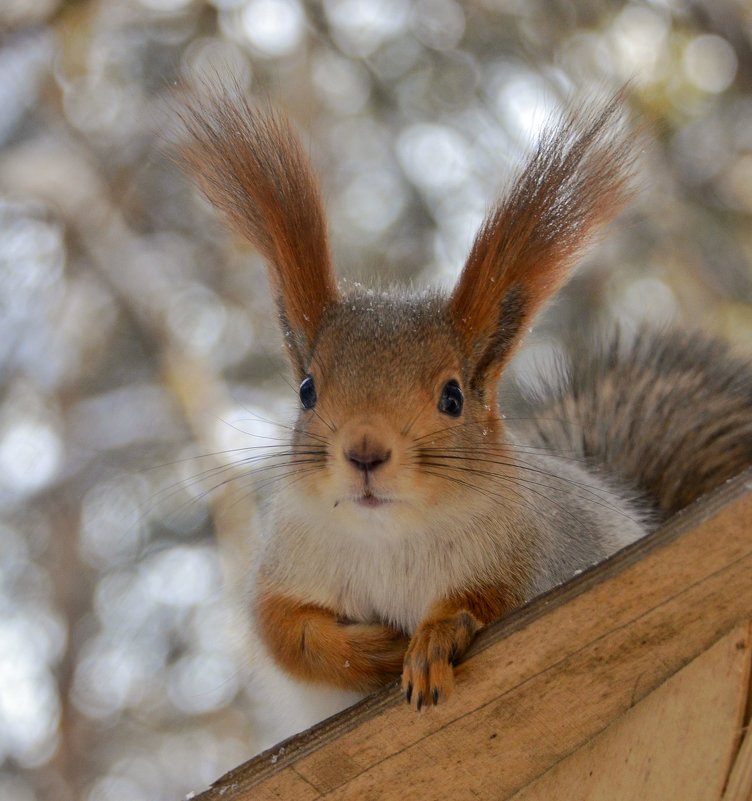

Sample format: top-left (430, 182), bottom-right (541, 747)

top-left (178, 89), bottom-right (339, 378)
top-left (449, 93), bottom-right (636, 396)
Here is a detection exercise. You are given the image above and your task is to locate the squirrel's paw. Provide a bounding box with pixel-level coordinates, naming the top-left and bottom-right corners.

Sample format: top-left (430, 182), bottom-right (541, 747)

top-left (401, 612), bottom-right (478, 711)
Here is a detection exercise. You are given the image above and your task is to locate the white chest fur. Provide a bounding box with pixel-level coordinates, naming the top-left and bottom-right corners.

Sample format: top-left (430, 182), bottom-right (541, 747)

top-left (244, 487), bottom-right (519, 751)
top-left (258, 489), bottom-right (506, 633)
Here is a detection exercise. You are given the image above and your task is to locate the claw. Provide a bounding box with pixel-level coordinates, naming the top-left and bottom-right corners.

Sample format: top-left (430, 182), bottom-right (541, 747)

top-left (416, 691), bottom-right (424, 711)
top-left (405, 682), bottom-right (413, 704)
top-left (432, 687), bottom-right (439, 705)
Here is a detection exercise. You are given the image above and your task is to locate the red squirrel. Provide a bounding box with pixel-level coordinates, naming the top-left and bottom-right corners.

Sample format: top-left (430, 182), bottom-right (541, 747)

top-left (179, 87), bottom-right (752, 744)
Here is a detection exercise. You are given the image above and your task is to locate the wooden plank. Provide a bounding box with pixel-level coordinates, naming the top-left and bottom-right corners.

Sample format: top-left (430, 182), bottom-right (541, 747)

top-left (240, 770), bottom-right (319, 801)
top-left (510, 624), bottom-right (751, 801)
top-left (724, 729), bottom-right (752, 801)
top-left (315, 560), bottom-right (752, 800)
top-left (723, 640), bottom-right (752, 801)
top-left (194, 469), bottom-right (752, 801)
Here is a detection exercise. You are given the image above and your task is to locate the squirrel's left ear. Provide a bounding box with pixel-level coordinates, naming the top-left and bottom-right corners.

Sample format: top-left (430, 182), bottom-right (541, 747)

top-left (449, 93), bottom-right (636, 395)
top-left (178, 88), bottom-right (339, 379)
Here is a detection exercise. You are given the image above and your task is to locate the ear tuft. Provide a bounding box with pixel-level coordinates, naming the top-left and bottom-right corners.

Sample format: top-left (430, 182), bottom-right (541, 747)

top-left (450, 91), bottom-right (637, 389)
top-left (176, 85), bottom-right (339, 374)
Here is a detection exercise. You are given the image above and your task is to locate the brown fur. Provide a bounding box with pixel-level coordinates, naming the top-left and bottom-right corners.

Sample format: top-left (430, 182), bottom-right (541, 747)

top-left (402, 584), bottom-right (521, 709)
top-left (179, 89), bottom-right (642, 711)
top-left (450, 92), bottom-right (635, 389)
top-left (178, 87), bottom-right (750, 726)
top-left (525, 329), bottom-right (752, 518)
top-left (255, 577), bottom-right (408, 692)
top-left (178, 88), bottom-right (339, 376)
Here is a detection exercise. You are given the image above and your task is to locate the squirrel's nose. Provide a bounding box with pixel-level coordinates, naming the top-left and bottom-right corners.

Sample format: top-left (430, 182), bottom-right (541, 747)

top-left (345, 444), bottom-right (391, 473)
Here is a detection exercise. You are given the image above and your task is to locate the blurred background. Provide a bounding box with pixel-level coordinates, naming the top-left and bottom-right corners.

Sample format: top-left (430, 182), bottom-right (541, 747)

top-left (0, 0), bottom-right (751, 799)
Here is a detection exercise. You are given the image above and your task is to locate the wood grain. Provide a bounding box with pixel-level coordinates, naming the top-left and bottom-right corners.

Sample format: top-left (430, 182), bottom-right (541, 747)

top-left (510, 623), bottom-right (751, 801)
top-left (193, 469), bottom-right (752, 801)
top-left (724, 641), bottom-right (752, 801)
top-left (724, 728), bottom-right (752, 801)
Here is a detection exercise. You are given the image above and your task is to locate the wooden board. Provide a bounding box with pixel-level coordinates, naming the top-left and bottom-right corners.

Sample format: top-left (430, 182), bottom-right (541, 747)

top-left (723, 652), bottom-right (752, 801)
top-left (193, 469), bottom-right (752, 801)
top-left (723, 729), bottom-right (752, 801)
top-left (510, 624), bottom-right (751, 801)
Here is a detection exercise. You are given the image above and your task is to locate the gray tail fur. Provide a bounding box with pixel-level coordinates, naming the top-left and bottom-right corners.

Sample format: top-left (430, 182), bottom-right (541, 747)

top-left (523, 329), bottom-right (752, 519)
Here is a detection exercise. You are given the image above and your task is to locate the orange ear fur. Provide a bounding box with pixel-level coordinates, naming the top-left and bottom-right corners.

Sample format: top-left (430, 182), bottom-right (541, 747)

top-left (450, 92), bottom-right (637, 390)
top-left (178, 87), bottom-right (339, 374)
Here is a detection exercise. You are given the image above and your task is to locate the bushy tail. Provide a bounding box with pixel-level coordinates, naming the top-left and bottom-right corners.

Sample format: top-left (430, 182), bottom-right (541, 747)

top-left (525, 329), bottom-right (752, 518)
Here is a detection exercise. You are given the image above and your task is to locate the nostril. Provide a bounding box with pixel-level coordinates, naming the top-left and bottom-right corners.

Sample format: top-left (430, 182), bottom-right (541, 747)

top-left (346, 448), bottom-right (392, 473)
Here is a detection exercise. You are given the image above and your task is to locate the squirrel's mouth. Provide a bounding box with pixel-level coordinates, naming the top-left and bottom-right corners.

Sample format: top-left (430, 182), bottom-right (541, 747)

top-left (355, 491), bottom-right (391, 509)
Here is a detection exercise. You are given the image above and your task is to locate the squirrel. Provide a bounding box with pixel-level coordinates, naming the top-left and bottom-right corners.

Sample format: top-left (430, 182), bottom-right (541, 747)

top-left (178, 88), bottom-right (752, 743)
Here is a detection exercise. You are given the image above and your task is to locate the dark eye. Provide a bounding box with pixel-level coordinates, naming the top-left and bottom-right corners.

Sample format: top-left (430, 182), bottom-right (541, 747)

top-left (438, 380), bottom-right (463, 417)
top-left (299, 375), bottom-right (317, 409)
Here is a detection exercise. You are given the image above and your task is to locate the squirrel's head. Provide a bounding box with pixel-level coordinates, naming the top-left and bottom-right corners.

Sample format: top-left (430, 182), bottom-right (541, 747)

top-left (180, 88), bottom-right (635, 519)
top-left (287, 291), bottom-right (503, 515)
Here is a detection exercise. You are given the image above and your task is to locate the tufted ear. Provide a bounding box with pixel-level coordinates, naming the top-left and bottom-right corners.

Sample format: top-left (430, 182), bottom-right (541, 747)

top-left (178, 87), bottom-right (339, 378)
top-left (449, 92), bottom-right (636, 395)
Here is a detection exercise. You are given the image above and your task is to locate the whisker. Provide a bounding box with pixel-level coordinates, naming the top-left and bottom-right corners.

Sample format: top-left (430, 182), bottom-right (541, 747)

top-left (144, 441), bottom-right (327, 474)
top-left (500, 454), bottom-right (638, 514)
top-left (274, 366), bottom-right (337, 434)
top-left (417, 452), bottom-right (614, 501)
top-left (417, 457), bottom-right (637, 522)
top-left (142, 448), bottom-right (327, 515)
top-left (219, 468), bottom-right (320, 515)
top-left (416, 444), bottom-right (587, 462)
top-left (418, 460), bottom-right (587, 526)
top-left (240, 464), bottom-right (324, 497)
top-left (220, 406), bottom-right (331, 444)
top-left (411, 420), bottom-right (475, 444)
top-left (410, 416), bottom-right (585, 445)
top-left (418, 468), bottom-right (561, 524)
top-left (303, 352), bottom-right (339, 433)
top-left (178, 459), bottom-right (325, 511)
top-left (401, 394), bottom-right (434, 437)
top-left (230, 456), bottom-right (328, 478)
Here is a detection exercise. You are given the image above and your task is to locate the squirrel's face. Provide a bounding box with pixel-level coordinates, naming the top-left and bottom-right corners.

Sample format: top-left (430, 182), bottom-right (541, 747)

top-left (181, 91), bottom-right (634, 531)
top-left (287, 292), bottom-right (507, 524)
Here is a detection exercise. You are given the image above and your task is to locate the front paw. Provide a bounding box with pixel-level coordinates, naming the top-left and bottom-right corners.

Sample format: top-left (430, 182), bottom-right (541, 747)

top-left (401, 612), bottom-right (479, 711)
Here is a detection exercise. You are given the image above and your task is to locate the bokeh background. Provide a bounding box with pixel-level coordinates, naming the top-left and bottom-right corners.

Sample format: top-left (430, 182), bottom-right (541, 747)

top-left (1, 0), bottom-right (751, 799)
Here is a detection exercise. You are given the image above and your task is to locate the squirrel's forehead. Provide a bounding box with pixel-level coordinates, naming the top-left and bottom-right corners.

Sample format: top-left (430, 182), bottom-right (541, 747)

top-left (313, 296), bottom-right (460, 377)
